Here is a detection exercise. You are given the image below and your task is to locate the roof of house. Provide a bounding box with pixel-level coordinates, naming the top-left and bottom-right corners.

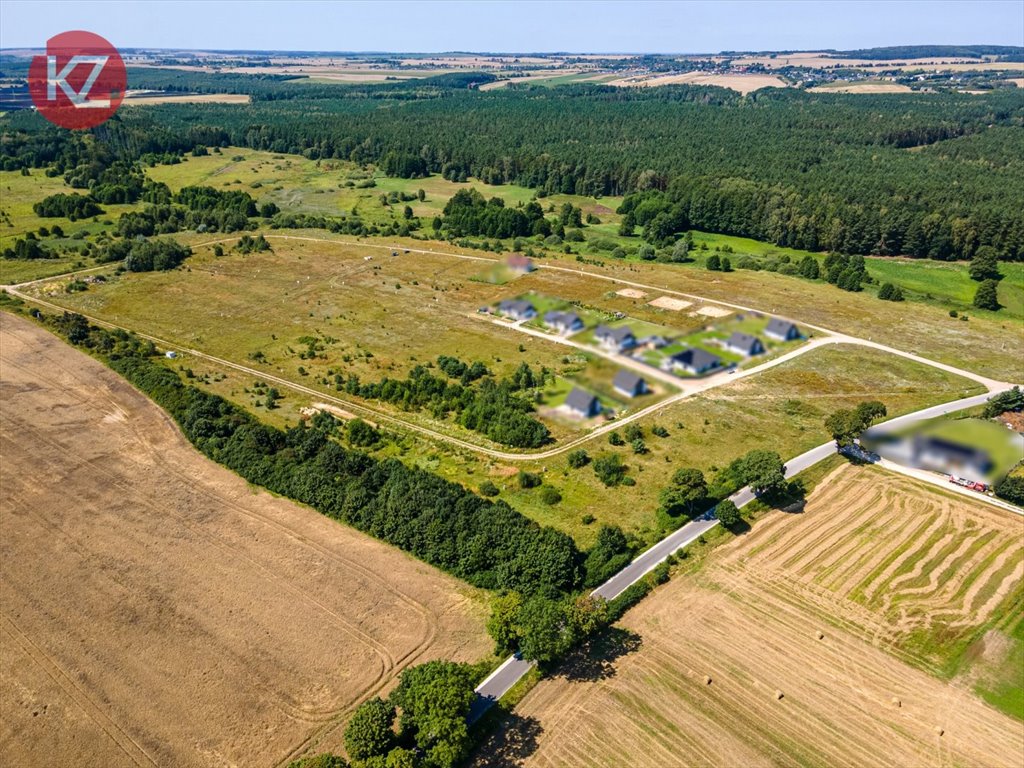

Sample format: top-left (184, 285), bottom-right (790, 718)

top-left (613, 369), bottom-right (645, 392)
top-left (498, 298), bottom-right (535, 315)
top-left (595, 324), bottom-right (636, 343)
top-left (670, 347), bottom-right (721, 370)
top-left (507, 253), bottom-right (534, 269)
top-left (565, 387), bottom-right (599, 414)
top-left (915, 436), bottom-right (993, 467)
top-left (544, 310), bottom-right (581, 327)
top-left (766, 318), bottom-right (798, 337)
top-left (726, 331), bottom-right (762, 353)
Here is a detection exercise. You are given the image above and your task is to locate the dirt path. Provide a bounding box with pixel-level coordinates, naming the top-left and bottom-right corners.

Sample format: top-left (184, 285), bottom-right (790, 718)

top-left (0, 313), bottom-right (490, 767)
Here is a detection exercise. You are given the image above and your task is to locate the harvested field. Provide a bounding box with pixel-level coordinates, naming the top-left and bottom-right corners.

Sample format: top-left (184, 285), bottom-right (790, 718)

top-left (122, 92), bottom-right (251, 105)
top-left (809, 82), bottom-right (912, 94)
top-left (615, 288), bottom-right (647, 299)
top-left (609, 71), bottom-right (788, 93)
top-left (477, 465), bottom-right (1023, 767)
top-left (0, 313), bottom-right (490, 768)
top-left (647, 295), bottom-right (691, 311)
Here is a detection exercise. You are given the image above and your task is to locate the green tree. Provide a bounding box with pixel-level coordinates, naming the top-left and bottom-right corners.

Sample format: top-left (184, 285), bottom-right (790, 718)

top-left (348, 418), bottom-right (381, 447)
top-left (487, 592), bottom-right (523, 655)
top-left (973, 279), bottom-right (1001, 310)
top-left (516, 595), bottom-right (574, 664)
top-left (706, 254), bottom-right (721, 271)
top-left (389, 661), bottom-right (475, 768)
top-left (567, 449), bottom-right (590, 468)
top-left (738, 450), bottom-right (786, 496)
top-left (798, 255), bottom-right (820, 279)
top-left (824, 408), bottom-right (861, 447)
top-left (720, 256), bottom-right (732, 272)
top-left (287, 754), bottom-right (348, 768)
top-left (344, 698), bottom-right (395, 764)
top-left (593, 453), bottom-right (627, 486)
top-left (982, 386), bottom-right (1024, 418)
top-left (659, 467), bottom-right (708, 518)
top-left (715, 499), bottom-right (741, 528)
top-left (968, 246), bottom-right (1002, 282)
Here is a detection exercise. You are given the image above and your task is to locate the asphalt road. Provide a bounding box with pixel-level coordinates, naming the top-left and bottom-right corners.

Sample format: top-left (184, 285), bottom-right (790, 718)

top-left (470, 388), bottom-right (1014, 720)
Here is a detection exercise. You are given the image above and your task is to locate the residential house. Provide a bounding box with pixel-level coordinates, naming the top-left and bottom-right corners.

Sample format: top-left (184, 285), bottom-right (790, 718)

top-left (765, 318), bottom-right (800, 342)
top-left (594, 324), bottom-right (637, 353)
top-left (544, 310), bottom-right (584, 335)
top-left (724, 331), bottom-right (765, 357)
top-left (564, 387), bottom-right (601, 419)
top-left (613, 370), bottom-right (648, 398)
top-left (506, 253), bottom-right (536, 273)
top-left (497, 298), bottom-right (537, 321)
top-left (639, 334), bottom-right (671, 350)
top-left (664, 347), bottom-right (722, 375)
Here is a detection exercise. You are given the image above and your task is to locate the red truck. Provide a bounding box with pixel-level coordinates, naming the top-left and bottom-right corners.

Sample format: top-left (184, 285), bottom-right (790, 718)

top-left (949, 475), bottom-right (989, 493)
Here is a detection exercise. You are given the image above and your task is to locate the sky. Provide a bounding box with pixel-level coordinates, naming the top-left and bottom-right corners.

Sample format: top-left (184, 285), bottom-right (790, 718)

top-left (1, 0), bottom-right (1022, 53)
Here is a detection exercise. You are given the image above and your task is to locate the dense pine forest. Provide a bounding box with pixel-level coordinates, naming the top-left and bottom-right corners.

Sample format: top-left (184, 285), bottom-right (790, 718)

top-left (2, 79), bottom-right (1022, 259)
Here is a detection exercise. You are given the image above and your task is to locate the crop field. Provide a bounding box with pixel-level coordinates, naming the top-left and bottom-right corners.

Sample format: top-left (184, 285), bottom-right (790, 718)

top-left (476, 465), bottom-right (1024, 768)
top-left (0, 313), bottom-right (491, 768)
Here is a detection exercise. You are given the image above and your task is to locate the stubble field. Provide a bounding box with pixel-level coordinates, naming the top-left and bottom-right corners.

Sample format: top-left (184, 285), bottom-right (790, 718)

top-left (476, 465), bottom-right (1023, 768)
top-left (0, 313), bottom-right (490, 768)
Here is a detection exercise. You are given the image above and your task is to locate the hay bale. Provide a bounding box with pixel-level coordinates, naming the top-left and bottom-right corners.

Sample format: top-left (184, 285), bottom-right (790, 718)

top-left (891, 697), bottom-right (901, 708)
top-left (817, 630), bottom-right (825, 640)
top-left (775, 689), bottom-right (784, 701)
top-left (935, 727), bottom-right (944, 737)
top-left (704, 675), bottom-right (712, 686)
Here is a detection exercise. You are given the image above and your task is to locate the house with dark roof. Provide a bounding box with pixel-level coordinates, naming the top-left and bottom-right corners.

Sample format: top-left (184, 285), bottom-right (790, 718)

top-left (544, 310), bottom-right (584, 335)
top-left (724, 331), bottom-right (765, 357)
top-left (594, 324), bottom-right (637, 352)
top-left (613, 370), bottom-right (648, 398)
top-left (912, 436), bottom-right (994, 479)
top-left (497, 298), bottom-right (537, 321)
top-left (639, 334), bottom-right (671, 350)
top-left (564, 387), bottom-right (601, 419)
top-left (663, 347), bottom-right (722, 376)
top-left (765, 318), bottom-right (800, 342)
top-left (506, 253), bottom-right (536, 273)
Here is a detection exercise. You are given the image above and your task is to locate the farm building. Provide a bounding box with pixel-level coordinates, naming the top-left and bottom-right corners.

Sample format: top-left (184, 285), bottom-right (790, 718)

top-left (912, 436), bottom-right (994, 479)
top-left (613, 370), bottom-right (648, 398)
top-left (724, 331), bottom-right (764, 357)
top-left (564, 387), bottom-right (602, 419)
top-left (594, 324), bottom-right (637, 352)
top-left (544, 310), bottom-right (584, 335)
top-left (506, 253), bottom-right (536, 273)
top-left (497, 299), bottom-right (537, 321)
top-left (765, 318), bottom-right (800, 341)
top-left (664, 347), bottom-right (722, 375)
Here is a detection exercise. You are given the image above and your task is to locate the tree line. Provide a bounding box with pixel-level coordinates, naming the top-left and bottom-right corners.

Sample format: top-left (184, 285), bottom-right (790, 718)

top-left (3, 83), bottom-right (1022, 260)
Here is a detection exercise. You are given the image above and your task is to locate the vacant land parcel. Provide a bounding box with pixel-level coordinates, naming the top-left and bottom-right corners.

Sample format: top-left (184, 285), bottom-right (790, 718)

top-left (478, 465), bottom-right (1023, 767)
top-left (0, 313), bottom-right (490, 768)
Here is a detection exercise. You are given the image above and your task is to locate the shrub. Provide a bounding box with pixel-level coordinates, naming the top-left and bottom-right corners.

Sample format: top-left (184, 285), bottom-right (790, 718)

top-left (567, 449), bottom-right (590, 468)
top-left (540, 486), bottom-right (562, 505)
top-left (517, 470), bottom-right (542, 489)
top-left (479, 480), bottom-right (500, 497)
top-left (593, 453), bottom-right (627, 487)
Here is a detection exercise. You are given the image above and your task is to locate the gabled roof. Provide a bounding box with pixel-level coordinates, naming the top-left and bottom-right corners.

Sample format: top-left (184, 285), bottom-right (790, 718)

top-left (565, 387), bottom-right (599, 414)
top-left (670, 347), bottom-right (721, 370)
top-left (613, 369), bottom-right (645, 392)
top-left (595, 324), bottom-right (635, 343)
top-left (498, 298), bottom-right (535, 315)
top-left (544, 310), bottom-right (581, 327)
top-left (726, 331), bottom-right (762, 353)
top-left (766, 318), bottom-right (798, 337)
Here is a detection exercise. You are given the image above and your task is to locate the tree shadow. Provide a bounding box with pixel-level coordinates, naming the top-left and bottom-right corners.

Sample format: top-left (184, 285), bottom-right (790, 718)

top-left (761, 478), bottom-right (808, 513)
top-left (472, 712), bottom-right (543, 768)
top-left (554, 626), bottom-right (643, 683)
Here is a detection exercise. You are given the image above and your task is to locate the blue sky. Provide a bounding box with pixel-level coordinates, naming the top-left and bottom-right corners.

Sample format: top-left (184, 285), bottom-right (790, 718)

top-left (1, 1), bottom-right (1022, 53)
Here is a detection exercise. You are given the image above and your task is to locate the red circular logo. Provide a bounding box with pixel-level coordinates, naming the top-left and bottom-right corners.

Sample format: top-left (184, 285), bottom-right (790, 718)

top-left (28, 31), bottom-right (126, 130)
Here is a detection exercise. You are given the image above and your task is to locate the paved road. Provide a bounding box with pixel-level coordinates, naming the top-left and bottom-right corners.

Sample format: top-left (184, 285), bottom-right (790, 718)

top-left (470, 388), bottom-right (1016, 719)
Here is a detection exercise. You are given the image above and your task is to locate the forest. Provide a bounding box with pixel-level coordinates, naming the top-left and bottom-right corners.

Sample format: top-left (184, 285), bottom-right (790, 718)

top-left (2, 80), bottom-right (1022, 260)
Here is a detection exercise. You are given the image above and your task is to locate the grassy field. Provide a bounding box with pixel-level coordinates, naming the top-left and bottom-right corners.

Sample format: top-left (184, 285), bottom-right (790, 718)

top-left (19, 231), bottom-right (989, 546)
